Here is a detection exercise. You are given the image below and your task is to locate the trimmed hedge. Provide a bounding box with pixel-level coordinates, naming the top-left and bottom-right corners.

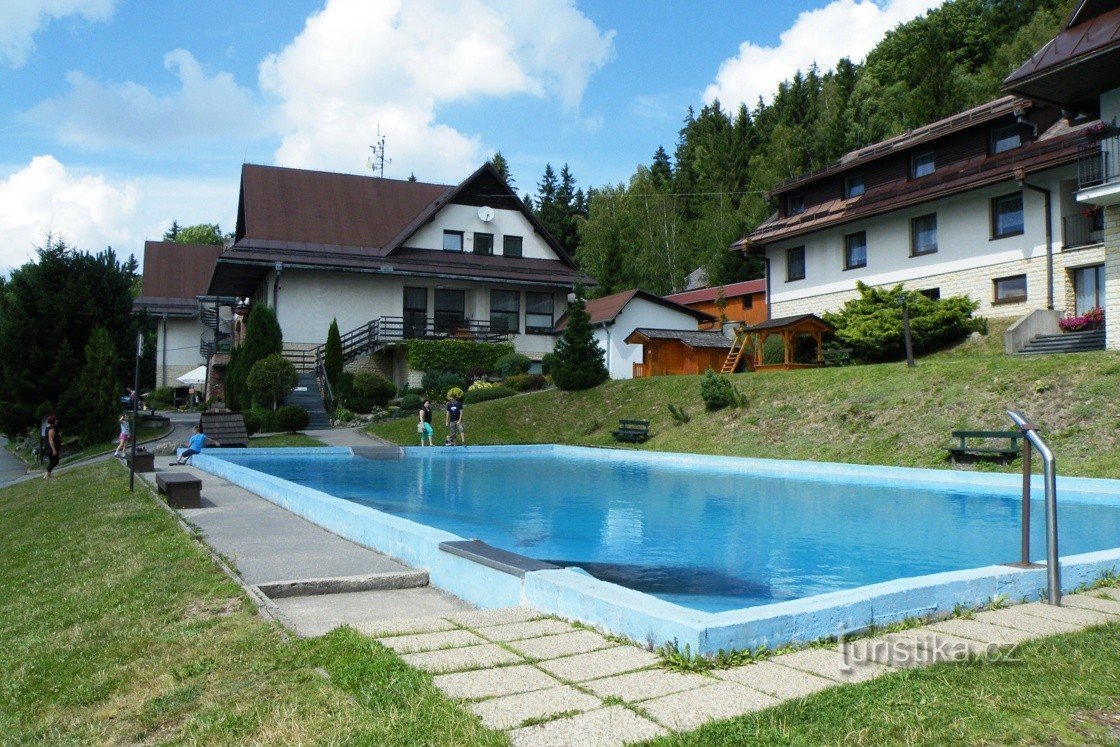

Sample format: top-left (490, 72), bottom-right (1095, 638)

top-left (275, 404), bottom-right (310, 432)
top-left (463, 385), bottom-right (517, 405)
top-left (406, 339), bottom-right (515, 376)
top-left (493, 352), bottom-right (531, 378)
top-left (347, 372), bottom-right (396, 414)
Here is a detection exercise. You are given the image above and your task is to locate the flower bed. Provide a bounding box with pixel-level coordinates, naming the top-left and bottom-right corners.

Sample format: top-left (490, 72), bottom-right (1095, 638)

top-left (1060, 307), bottom-right (1104, 332)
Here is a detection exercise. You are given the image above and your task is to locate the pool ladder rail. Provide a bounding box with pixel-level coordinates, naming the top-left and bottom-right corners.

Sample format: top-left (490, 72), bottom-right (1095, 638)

top-left (1007, 410), bottom-right (1060, 606)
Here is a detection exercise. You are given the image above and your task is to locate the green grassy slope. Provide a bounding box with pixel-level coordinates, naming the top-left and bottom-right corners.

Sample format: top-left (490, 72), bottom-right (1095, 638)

top-left (371, 346), bottom-right (1120, 478)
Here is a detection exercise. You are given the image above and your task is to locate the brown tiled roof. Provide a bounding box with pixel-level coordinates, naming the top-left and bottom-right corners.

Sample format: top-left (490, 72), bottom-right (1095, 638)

top-left (745, 314), bottom-right (832, 333)
top-left (1002, 5), bottom-right (1120, 112)
top-left (134, 242), bottom-right (225, 316)
top-left (738, 119), bottom-right (1094, 249)
top-left (664, 279), bottom-right (766, 305)
top-left (768, 97), bottom-right (1030, 196)
top-left (553, 289), bottom-right (714, 331)
top-left (624, 328), bottom-right (731, 349)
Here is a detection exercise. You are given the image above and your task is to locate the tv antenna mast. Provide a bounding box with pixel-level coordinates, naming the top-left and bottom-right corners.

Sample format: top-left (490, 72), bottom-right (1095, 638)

top-left (366, 126), bottom-right (391, 178)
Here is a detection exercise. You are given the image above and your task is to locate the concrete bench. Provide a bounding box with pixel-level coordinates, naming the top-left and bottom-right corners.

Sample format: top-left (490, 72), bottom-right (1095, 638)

top-left (156, 472), bottom-right (202, 509)
top-left (126, 448), bottom-right (154, 473)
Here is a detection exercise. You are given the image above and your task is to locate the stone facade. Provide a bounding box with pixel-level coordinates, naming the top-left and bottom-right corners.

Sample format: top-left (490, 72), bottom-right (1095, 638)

top-left (771, 244), bottom-right (1107, 321)
top-left (1105, 205), bottom-right (1120, 351)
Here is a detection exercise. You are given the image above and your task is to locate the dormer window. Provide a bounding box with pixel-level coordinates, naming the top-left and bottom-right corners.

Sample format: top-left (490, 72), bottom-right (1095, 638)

top-left (787, 194), bottom-right (805, 216)
top-left (911, 151), bottom-right (935, 179)
top-left (991, 124), bottom-right (1022, 154)
top-left (844, 173), bottom-right (865, 199)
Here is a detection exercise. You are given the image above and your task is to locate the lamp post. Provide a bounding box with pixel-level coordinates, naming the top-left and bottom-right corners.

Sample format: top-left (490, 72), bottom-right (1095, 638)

top-left (129, 331), bottom-right (141, 492)
top-left (900, 291), bottom-right (915, 368)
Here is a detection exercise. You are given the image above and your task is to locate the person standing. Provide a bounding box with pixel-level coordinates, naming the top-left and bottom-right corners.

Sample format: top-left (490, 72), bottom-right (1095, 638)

top-left (445, 394), bottom-right (465, 446)
top-left (44, 414), bottom-right (61, 479)
top-left (113, 414), bottom-right (131, 458)
top-left (418, 399), bottom-right (434, 446)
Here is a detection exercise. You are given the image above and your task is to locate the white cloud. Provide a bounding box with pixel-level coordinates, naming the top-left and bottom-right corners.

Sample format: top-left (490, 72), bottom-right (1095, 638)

top-left (24, 49), bottom-right (264, 151)
top-left (259, 0), bottom-right (615, 180)
top-left (0, 0), bottom-right (115, 68)
top-left (703, 0), bottom-right (945, 109)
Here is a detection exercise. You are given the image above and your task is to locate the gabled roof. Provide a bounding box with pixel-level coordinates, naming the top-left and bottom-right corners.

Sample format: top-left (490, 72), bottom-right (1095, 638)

top-left (211, 163), bottom-right (585, 295)
top-left (664, 279), bottom-right (766, 306)
top-left (553, 289), bottom-right (715, 331)
top-left (623, 328), bottom-right (732, 350)
top-left (1002, 4), bottom-right (1120, 113)
top-left (745, 314), bottom-right (832, 333)
top-left (134, 241), bottom-right (225, 316)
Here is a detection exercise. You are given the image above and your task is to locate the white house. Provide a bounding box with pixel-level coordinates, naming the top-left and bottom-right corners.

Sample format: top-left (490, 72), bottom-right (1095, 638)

top-left (554, 289), bottom-right (715, 379)
top-left (134, 242), bottom-right (225, 389)
top-left (204, 163), bottom-right (589, 392)
top-left (735, 95), bottom-right (1106, 348)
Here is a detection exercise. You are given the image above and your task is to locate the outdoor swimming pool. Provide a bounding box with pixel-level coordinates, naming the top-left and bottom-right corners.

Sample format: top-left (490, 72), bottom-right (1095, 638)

top-left (203, 446), bottom-right (1120, 619)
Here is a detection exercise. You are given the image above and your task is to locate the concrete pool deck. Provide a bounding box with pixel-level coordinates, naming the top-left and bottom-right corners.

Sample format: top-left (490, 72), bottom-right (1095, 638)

top-left (140, 456), bottom-right (1120, 745)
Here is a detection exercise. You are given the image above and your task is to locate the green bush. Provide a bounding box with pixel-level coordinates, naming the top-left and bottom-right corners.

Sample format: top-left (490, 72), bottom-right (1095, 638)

top-left (463, 386), bottom-right (517, 404)
top-left (347, 372), bottom-right (396, 413)
top-left (399, 393), bottom-right (423, 413)
top-left (332, 371), bottom-right (355, 403)
top-left (242, 410), bottom-right (262, 435)
top-left (250, 405), bottom-right (277, 433)
top-left (275, 405), bottom-right (310, 432)
top-left (821, 282), bottom-right (981, 362)
top-left (700, 369), bottom-right (746, 411)
top-left (549, 293), bottom-right (608, 391)
top-left (503, 373), bottom-right (547, 392)
top-left (421, 370), bottom-right (467, 400)
top-left (246, 353), bottom-right (297, 410)
top-left (541, 352), bottom-right (557, 376)
top-left (446, 386), bottom-right (464, 401)
top-left (406, 339), bottom-right (514, 376)
top-left (493, 352), bottom-right (531, 378)
top-left (149, 386), bottom-right (175, 409)
top-left (333, 405), bottom-right (354, 423)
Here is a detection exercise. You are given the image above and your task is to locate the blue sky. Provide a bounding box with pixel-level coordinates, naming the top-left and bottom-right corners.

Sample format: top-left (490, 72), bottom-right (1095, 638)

top-left (0, 0), bottom-right (943, 270)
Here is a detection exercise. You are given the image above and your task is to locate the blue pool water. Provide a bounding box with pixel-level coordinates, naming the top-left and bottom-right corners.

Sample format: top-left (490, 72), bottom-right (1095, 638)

top-left (214, 449), bottom-right (1120, 613)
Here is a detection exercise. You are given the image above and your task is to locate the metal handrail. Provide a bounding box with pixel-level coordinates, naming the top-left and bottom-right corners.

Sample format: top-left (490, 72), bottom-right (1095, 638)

top-left (1007, 410), bottom-right (1061, 605)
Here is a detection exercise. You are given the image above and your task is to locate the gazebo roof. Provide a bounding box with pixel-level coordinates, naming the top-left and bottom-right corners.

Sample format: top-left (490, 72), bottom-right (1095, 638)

top-left (744, 314), bottom-right (833, 334)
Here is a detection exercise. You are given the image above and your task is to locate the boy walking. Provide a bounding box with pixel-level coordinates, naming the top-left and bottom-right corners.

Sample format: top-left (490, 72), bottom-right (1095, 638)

top-left (445, 394), bottom-right (465, 446)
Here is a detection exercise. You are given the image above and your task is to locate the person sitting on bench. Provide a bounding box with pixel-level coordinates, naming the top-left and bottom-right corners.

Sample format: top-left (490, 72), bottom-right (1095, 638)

top-left (170, 426), bottom-right (220, 465)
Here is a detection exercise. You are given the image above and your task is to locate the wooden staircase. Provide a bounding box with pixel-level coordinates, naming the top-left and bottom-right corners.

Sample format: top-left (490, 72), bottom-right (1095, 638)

top-left (720, 327), bottom-right (751, 374)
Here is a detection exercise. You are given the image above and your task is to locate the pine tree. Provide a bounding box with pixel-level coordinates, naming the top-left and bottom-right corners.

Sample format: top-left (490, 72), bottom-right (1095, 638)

top-left (162, 220), bottom-right (181, 241)
top-left (324, 318), bottom-right (343, 389)
top-left (488, 151), bottom-right (515, 188)
top-left (72, 328), bottom-right (120, 445)
top-left (550, 289), bottom-right (608, 391)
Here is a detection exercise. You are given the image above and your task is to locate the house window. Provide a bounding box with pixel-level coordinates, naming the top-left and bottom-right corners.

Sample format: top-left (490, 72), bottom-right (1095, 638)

top-left (434, 289), bottom-right (466, 332)
top-left (503, 235), bottom-right (523, 257)
top-left (844, 231), bottom-right (867, 270)
top-left (992, 124), bottom-right (1022, 154)
top-left (742, 295), bottom-right (753, 309)
top-left (525, 292), bottom-right (554, 334)
top-left (442, 230), bottom-right (464, 252)
top-left (911, 151), bottom-right (935, 178)
top-left (474, 232), bottom-right (494, 255)
top-left (991, 193), bottom-right (1024, 238)
top-left (1073, 264), bottom-right (1105, 315)
top-left (993, 275), bottom-right (1027, 304)
top-left (786, 247), bottom-right (806, 281)
top-left (911, 213), bottom-right (938, 256)
top-left (844, 173), bottom-right (865, 198)
top-left (489, 290), bottom-right (520, 334)
top-left (787, 195), bottom-right (805, 216)
top-left (920, 288), bottom-right (941, 301)
top-left (403, 287), bottom-right (427, 338)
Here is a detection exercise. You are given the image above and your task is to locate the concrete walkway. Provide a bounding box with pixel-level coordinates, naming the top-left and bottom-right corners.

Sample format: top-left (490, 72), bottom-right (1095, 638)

top-left (304, 425), bottom-right (393, 448)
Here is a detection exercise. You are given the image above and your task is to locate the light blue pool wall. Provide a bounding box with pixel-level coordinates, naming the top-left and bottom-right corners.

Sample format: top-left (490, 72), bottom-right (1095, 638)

top-left (193, 445), bottom-right (1120, 654)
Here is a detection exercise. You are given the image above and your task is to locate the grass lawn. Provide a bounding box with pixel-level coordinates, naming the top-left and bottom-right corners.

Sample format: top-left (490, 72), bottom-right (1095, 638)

top-left (0, 461), bottom-right (505, 744)
top-left (369, 343), bottom-right (1120, 478)
top-left (249, 432), bottom-right (327, 448)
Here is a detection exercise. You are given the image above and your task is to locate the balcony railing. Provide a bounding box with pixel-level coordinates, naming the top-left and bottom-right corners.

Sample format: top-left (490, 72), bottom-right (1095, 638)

top-left (1077, 133), bottom-right (1120, 190)
top-left (1062, 212), bottom-right (1105, 249)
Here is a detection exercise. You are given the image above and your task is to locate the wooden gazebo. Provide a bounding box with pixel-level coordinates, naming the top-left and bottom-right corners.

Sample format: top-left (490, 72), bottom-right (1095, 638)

top-left (736, 314), bottom-right (833, 371)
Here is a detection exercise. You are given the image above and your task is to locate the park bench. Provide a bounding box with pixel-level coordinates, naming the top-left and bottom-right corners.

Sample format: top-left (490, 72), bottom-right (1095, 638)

top-left (156, 472), bottom-right (202, 509)
top-left (947, 430), bottom-right (1021, 461)
top-left (820, 348), bottom-right (852, 366)
top-left (612, 419), bottom-right (650, 443)
top-left (127, 447), bottom-right (154, 473)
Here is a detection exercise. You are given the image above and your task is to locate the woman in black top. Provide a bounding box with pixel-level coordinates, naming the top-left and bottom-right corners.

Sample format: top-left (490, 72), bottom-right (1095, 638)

top-left (44, 414), bottom-right (61, 479)
top-left (418, 399), bottom-right (434, 446)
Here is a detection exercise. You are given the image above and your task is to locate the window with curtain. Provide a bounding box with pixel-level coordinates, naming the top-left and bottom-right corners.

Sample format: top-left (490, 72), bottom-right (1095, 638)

top-left (525, 292), bottom-right (554, 333)
top-left (489, 290), bottom-right (520, 334)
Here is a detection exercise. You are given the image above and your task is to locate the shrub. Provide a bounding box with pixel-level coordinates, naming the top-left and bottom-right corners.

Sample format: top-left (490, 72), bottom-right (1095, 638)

top-left (446, 386), bottom-right (464, 401)
top-left (541, 352), bottom-right (557, 376)
top-left (332, 370), bottom-right (355, 403)
top-left (421, 370), bottom-right (467, 400)
top-left (668, 403), bottom-right (690, 424)
top-left (347, 372), bottom-right (396, 414)
top-left (324, 318), bottom-right (343, 389)
top-left (821, 282), bottom-right (981, 362)
top-left (242, 410), bottom-right (262, 435)
top-left (250, 405), bottom-right (277, 433)
top-left (406, 339), bottom-right (515, 376)
top-left (468, 380), bottom-right (494, 391)
top-left (463, 386), bottom-right (517, 404)
top-left (399, 393), bottom-right (423, 414)
top-left (149, 386), bottom-right (175, 409)
top-left (332, 405), bottom-right (354, 423)
top-left (226, 305), bottom-right (283, 410)
top-left (493, 352), bottom-right (531, 378)
top-left (700, 369), bottom-right (746, 411)
top-left (550, 292), bottom-right (608, 391)
top-left (246, 353), bottom-right (298, 410)
top-left (503, 373), bottom-right (547, 392)
top-left (275, 404), bottom-right (310, 432)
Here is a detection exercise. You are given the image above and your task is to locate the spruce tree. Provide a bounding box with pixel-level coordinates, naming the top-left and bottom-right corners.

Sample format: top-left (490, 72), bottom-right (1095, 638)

top-left (324, 318), bottom-right (343, 388)
top-left (550, 289), bottom-right (608, 391)
top-left (488, 151), bottom-right (515, 188)
top-left (226, 305), bottom-right (283, 411)
top-left (72, 328), bottom-right (120, 445)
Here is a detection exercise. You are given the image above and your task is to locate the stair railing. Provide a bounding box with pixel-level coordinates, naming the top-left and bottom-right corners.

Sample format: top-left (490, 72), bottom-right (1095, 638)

top-left (1007, 410), bottom-right (1061, 605)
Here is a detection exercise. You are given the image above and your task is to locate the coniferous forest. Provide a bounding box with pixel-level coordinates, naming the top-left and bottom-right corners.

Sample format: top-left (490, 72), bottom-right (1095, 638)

top-left (512, 0), bottom-right (1076, 297)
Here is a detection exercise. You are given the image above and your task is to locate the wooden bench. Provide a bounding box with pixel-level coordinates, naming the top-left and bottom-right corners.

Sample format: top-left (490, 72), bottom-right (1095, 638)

top-left (612, 419), bottom-right (650, 443)
top-left (156, 473), bottom-right (202, 508)
top-left (948, 430), bottom-right (1021, 461)
top-left (127, 447), bottom-right (154, 473)
top-left (820, 348), bottom-right (852, 366)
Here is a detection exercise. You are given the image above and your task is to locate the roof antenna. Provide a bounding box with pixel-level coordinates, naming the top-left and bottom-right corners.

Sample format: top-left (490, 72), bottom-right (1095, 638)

top-left (366, 125), bottom-right (391, 178)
